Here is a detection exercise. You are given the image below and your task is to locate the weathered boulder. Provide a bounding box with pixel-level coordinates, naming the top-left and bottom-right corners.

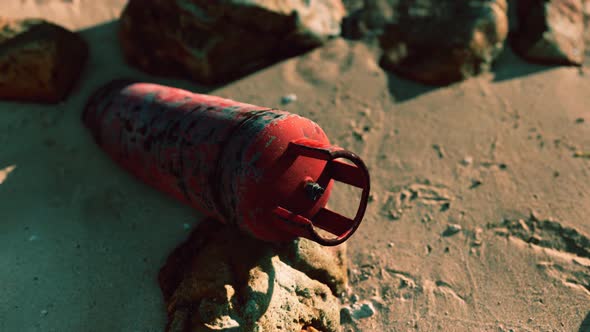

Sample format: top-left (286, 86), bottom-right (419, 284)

top-left (281, 237), bottom-right (348, 296)
top-left (158, 221), bottom-right (346, 332)
top-left (342, 0), bottom-right (397, 39)
top-left (378, 0), bottom-right (509, 85)
top-left (512, 0), bottom-right (585, 66)
top-left (0, 18), bottom-right (88, 103)
top-left (119, 0), bottom-right (346, 85)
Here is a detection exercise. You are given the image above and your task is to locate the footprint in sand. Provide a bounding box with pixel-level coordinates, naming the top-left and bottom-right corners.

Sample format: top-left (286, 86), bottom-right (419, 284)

top-left (384, 268), bottom-right (423, 300)
top-left (537, 261), bottom-right (590, 296)
top-left (489, 215), bottom-right (590, 259)
top-left (489, 214), bottom-right (590, 295)
top-left (381, 181), bottom-right (453, 220)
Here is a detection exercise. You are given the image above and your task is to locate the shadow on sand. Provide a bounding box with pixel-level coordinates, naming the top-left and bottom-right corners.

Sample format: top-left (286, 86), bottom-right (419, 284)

top-left (78, 19), bottom-right (218, 96)
top-left (382, 44), bottom-right (556, 103)
top-left (82, 20), bottom-right (558, 105)
top-left (580, 311), bottom-right (590, 332)
top-left (491, 46), bottom-right (555, 82)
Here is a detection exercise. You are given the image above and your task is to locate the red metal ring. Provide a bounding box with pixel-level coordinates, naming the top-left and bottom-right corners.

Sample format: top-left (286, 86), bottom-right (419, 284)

top-left (308, 149), bottom-right (371, 246)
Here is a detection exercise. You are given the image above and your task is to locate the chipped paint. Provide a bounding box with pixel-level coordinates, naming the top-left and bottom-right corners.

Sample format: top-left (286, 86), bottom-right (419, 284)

top-left (265, 135), bottom-right (276, 148)
top-left (82, 81), bottom-right (368, 244)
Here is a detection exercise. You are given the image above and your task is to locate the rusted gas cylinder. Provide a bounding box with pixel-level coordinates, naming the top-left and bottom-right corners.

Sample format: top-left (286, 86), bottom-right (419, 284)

top-left (83, 80), bottom-right (370, 246)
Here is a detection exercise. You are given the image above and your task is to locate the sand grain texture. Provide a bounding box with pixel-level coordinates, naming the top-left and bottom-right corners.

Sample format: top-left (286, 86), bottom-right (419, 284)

top-left (1, 1), bottom-right (590, 332)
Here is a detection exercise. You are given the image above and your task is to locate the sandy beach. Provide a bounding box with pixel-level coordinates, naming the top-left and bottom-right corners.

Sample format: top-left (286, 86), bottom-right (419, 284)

top-left (1, 1), bottom-right (589, 331)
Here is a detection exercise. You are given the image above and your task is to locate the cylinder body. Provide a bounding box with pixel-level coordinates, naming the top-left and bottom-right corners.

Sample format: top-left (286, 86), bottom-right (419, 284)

top-left (84, 81), bottom-right (354, 243)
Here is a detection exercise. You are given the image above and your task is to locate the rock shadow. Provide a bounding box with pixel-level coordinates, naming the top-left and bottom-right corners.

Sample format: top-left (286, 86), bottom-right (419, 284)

top-left (491, 45), bottom-right (556, 83)
top-left (81, 18), bottom-right (321, 89)
top-left (580, 311), bottom-right (590, 332)
top-left (0, 19), bottom-right (226, 332)
top-left (158, 220), bottom-right (276, 332)
top-left (383, 69), bottom-right (439, 103)
top-left (380, 43), bottom-right (559, 103)
top-left (78, 19), bottom-right (217, 95)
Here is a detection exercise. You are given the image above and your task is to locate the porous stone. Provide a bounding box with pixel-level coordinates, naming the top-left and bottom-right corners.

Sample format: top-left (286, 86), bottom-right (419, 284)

top-left (0, 18), bottom-right (88, 103)
top-left (119, 0), bottom-right (346, 84)
top-left (158, 221), bottom-right (345, 332)
top-left (512, 0), bottom-right (585, 65)
top-left (379, 0), bottom-right (509, 85)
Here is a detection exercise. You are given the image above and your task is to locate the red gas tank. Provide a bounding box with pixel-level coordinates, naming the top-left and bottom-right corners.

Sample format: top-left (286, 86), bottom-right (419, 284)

top-left (83, 81), bottom-right (370, 246)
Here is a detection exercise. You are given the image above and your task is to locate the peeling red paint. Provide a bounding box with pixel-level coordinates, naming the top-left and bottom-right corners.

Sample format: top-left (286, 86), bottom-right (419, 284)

top-left (83, 81), bottom-right (370, 245)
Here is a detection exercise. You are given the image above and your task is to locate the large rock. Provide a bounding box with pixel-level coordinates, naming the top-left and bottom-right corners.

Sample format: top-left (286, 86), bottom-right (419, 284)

top-left (378, 0), bottom-right (508, 85)
top-left (119, 0), bottom-right (346, 85)
top-left (0, 18), bottom-right (88, 103)
top-left (512, 0), bottom-right (585, 66)
top-left (158, 221), bottom-right (346, 332)
top-left (342, 0), bottom-right (397, 39)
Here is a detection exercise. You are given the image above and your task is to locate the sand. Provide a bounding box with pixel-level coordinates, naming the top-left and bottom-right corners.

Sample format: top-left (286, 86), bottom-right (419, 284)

top-left (1, 1), bottom-right (589, 331)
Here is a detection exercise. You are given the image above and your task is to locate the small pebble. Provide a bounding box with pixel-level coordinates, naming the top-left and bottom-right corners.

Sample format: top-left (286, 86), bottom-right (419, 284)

top-left (368, 193), bottom-right (377, 203)
top-left (342, 301), bottom-right (376, 321)
top-left (353, 302), bottom-right (376, 319)
top-left (470, 179), bottom-right (482, 189)
top-left (388, 209), bottom-right (402, 220)
top-left (183, 223), bottom-right (191, 230)
top-left (40, 309), bottom-right (48, 317)
top-left (280, 93), bottom-right (297, 105)
top-left (28, 235), bottom-right (38, 242)
top-left (443, 223), bottom-right (462, 236)
top-left (460, 156), bottom-right (473, 166)
top-left (432, 144), bottom-right (444, 158)
top-left (387, 242), bottom-right (395, 248)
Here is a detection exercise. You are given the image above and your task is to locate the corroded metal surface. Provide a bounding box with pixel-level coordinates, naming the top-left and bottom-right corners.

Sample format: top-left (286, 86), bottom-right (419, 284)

top-left (83, 81), bottom-right (370, 245)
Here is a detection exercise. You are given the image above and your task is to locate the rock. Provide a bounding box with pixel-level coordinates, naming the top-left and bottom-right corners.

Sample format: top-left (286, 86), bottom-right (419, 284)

top-left (0, 18), bottom-right (88, 103)
top-left (341, 301), bottom-right (376, 322)
top-left (379, 0), bottom-right (509, 85)
top-left (280, 93), bottom-right (298, 105)
top-left (461, 156), bottom-right (474, 166)
top-left (158, 221), bottom-right (344, 332)
top-left (512, 0), bottom-right (585, 65)
top-left (470, 179), bottom-right (483, 189)
top-left (279, 237), bottom-right (348, 295)
top-left (119, 0), bottom-right (346, 84)
top-left (442, 223), bottom-right (462, 236)
top-left (342, 0), bottom-right (397, 39)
